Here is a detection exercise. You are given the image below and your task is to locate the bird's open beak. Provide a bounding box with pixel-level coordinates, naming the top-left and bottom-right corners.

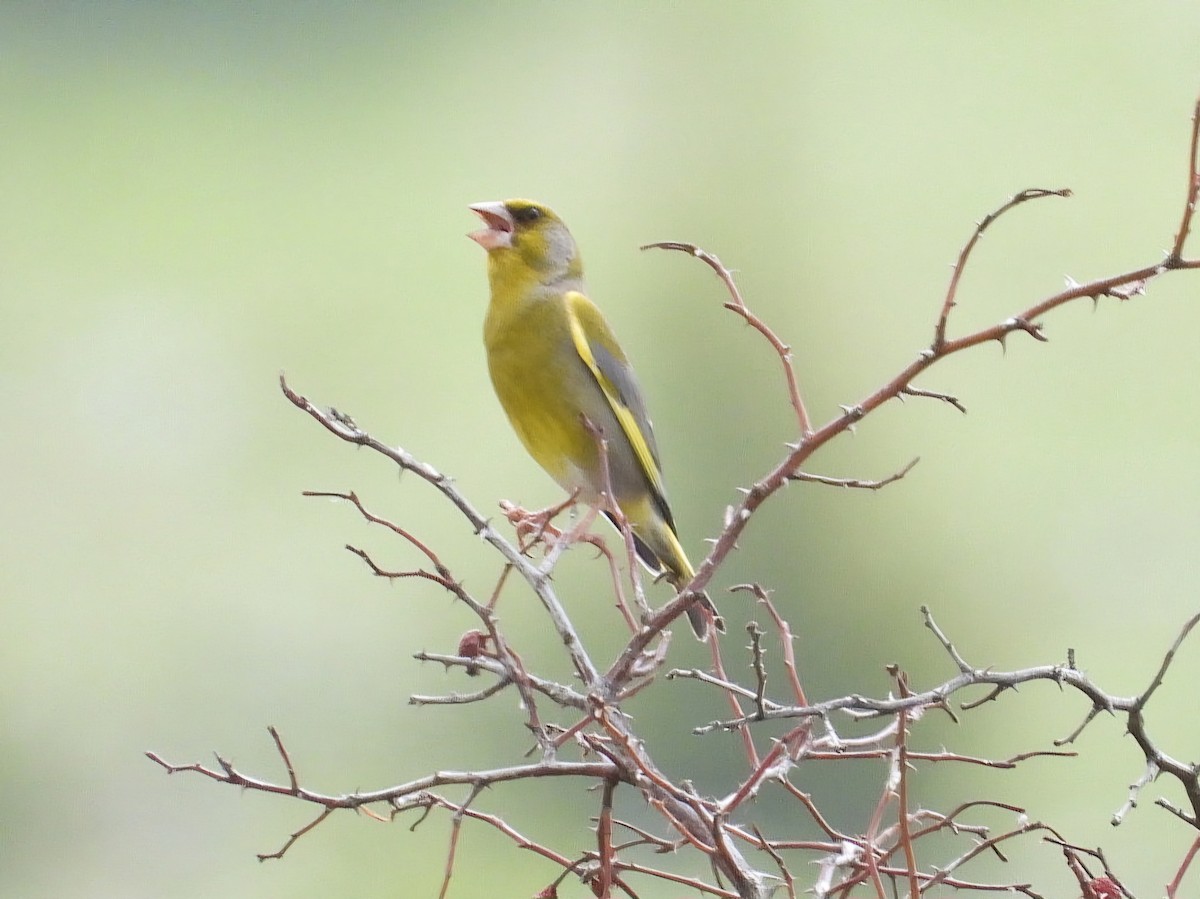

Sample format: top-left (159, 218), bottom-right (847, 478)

top-left (468, 201), bottom-right (514, 250)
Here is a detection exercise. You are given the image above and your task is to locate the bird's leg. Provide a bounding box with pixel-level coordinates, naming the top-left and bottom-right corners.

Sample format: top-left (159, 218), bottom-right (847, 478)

top-left (533, 496), bottom-right (600, 578)
top-left (500, 490), bottom-right (582, 556)
top-left (501, 489), bottom-right (612, 581)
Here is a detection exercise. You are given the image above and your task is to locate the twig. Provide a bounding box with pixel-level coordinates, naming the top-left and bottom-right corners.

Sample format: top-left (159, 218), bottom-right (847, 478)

top-left (582, 414), bottom-right (652, 622)
top-left (617, 104), bottom-right (1200, 689)
top-left (707, 621), bottom-right (762, 770)
top-left (439, 782), bottom-right (486, 899)
top-left (700, 608), bottom-right (1200, 840)
top-left (148, 733), bottom-right (615, 811)
top-left (256, 807), bottom-right (335, 862)
top-left (739, 584), bottom-right (808, 707)
top-left (1112, 759), bottom-right (1160, 827)
top-left (641, 241), bottom-right (812, 437)
top-left (890, 668), bottom-right (921, 899)
top-left (280, 375), bottom-right (603, 692)
top-left (1169, 96), bottom-right (1200, 262)
top-left (935, 188), bottom-right (1073, 349)
top-left (747, 621), bottom-right (768, 721)
top-left (920, 604), bottom-right (974, 673)
top-left (720, 722), bottom-right (812, 816)
top-left (789, 457), bottom-right (919, 490)
top-left (898, 385), bottom-right (968, 414)
top-left (1167, 835), bottom-right (1200, 899)
top-left (752, 823), bottom-right (797, 899)
top-left (596, 779), bottom-right (618, 899)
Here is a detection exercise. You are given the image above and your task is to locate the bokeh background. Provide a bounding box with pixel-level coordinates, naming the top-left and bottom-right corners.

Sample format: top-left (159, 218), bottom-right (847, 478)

top-left (4, 4), bottom-right (1200, 896)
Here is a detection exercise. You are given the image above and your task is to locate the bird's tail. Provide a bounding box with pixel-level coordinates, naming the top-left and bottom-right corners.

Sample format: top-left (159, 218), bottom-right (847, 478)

top-left (682, 589), bottom-right (724, 640)
top-left (606, 510), bottom-right (725, 639)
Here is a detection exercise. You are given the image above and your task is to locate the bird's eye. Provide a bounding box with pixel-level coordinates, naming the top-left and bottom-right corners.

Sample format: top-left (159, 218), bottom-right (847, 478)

top-left (513, 206), bottom-right (542, 224)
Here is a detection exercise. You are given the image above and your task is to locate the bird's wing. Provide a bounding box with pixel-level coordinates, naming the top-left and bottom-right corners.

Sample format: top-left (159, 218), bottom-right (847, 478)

top-left (563, 290), bottom-right (669, 507)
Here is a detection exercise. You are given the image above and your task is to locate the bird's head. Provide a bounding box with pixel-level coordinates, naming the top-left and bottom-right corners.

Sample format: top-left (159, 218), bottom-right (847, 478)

top-left (469, 199), bottom-right (583, 290)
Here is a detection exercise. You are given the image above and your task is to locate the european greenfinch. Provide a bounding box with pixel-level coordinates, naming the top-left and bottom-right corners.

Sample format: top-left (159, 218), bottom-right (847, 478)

top-left (468, 199), bottom-right (721, 639)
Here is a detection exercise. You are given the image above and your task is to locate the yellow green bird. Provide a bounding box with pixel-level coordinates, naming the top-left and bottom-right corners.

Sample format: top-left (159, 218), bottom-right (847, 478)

top-left (468, 198), bottom-right (721, 639)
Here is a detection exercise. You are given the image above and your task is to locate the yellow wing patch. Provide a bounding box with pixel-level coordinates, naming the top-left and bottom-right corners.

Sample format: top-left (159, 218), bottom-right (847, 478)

top-left (564, 292), bottom-right (667, 501)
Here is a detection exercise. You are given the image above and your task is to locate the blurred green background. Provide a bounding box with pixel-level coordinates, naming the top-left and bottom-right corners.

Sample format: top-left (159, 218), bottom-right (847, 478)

top-left (4, 4), bottom-right (1200, 896)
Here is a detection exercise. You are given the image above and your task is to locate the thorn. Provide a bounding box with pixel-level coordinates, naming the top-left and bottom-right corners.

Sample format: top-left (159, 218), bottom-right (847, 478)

top-left (1018, 318), bottom-right (1048, 342)
top-left (1107, 279), bottom-right (1149, 301)
top-left (1001, 317), bottom-right (1048, 343)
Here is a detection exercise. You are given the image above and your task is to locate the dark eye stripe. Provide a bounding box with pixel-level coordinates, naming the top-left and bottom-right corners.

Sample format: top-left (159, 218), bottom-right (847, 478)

top-left (513, 205), bottom-right (542, 224)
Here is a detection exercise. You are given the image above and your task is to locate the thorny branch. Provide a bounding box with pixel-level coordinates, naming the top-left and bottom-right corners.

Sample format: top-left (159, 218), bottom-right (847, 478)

top-left (150, 97), bottom-right (1200, 897)
top-left (624, 99), bottom-right (1200, 680)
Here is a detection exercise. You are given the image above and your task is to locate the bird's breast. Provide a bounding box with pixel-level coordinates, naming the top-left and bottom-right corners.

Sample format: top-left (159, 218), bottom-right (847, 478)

top-left (485, 296), bottom-right (600, 498)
